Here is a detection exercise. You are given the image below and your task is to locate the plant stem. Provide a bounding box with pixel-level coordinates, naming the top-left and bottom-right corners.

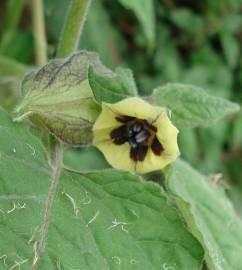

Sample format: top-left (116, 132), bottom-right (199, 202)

top-left (32, 137), bottom-right (63, 269)
top-left (32, 0), bottom-right (47, 66)
top-left (56, 0), bottom-right (92, 58)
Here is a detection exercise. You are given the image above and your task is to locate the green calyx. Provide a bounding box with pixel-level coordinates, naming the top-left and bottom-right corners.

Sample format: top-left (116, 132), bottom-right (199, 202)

top-left (14, 51), bottom-right (111, 146)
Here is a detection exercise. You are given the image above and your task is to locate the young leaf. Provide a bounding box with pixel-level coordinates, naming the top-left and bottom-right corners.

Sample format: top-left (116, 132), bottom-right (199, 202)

top-left (167, 160), bottom-right (242, 270)
top-left (153, 83), bottom-right (240, 128)
top-left (88, 65), bottom-right (137, 103)
top-left (14, 51), bottom-right (111, 145)
top-left (0, 109), bottom-right (203, 269)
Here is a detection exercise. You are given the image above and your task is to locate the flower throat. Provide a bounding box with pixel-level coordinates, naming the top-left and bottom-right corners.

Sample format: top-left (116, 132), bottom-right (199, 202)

top-left (110, 115), bottom-right (164, 162)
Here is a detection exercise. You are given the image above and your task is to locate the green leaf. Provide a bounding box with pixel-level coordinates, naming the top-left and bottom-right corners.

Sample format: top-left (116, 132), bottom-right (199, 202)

top-left (81, 0), bottom-right (122, 68)
top-left (153, 83), bottom-right (240, 128)
top-left (232, 111), bottom-right (242, 149)
top-left (88, 65), bottom-right (137, 103)
top-left (170, 8), bottom-right (204, 35)
top-left (222, 14), bottom-right (242, 33)
top-left (3, 0), bottom-right (26, 33)
top-left (167, 160), bottom-right (242, 270)
top-left (0, 56), bottom-right (29, 112)
top-left (0, 31), bottom-right (34, 63)
top-left (0, 80), bottom-right (20, 112)
top-left (0, 109), bottom-right (204, 269)
top-left (118, 0), bottom-right (155, 48)
top-left (0, 0), bottom-right (27, 56)
top-left (197, 122), bottom-right (228, 173)
top-left (220, 31), bottom-right (240, 69)
top-left (182, 65), bottom-right (232, 98)
top-left (14, 51), bottom-right (111, 145)
top-left (178, 128), bottom-right (199, 166)
top-left (64, 146), bottom-right (110, 172)
top-left (0, 54), bottom-right (29, 78)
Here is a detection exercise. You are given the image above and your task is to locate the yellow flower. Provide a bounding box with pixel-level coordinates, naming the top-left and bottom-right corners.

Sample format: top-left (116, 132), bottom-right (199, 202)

top-left (93, 97), bottom-right (179, 173)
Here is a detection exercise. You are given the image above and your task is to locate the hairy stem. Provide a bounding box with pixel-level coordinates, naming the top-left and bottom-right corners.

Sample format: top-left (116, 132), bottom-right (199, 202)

top-left (31, 2), bottom-right (65, 267)
top-left (57, 0), bottom-right (92, 58)
top-left (32, 0), bottom-right (47, 65)
top-left (32, 139), bottom-right (63, 269)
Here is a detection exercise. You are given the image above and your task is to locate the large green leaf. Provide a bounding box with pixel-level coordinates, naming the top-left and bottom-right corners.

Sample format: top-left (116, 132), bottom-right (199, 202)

top-left (153, 83), bottom-right (240, 128)
top-left (167, 160), bottom-right (242, 270)
top-left (64, 146), bottom-right (110, 172)
top-left (0, 109), bottom-right (203, 269)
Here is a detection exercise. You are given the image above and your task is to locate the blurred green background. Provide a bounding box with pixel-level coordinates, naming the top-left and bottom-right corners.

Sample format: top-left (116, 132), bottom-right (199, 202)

top-left (0, 0), bottom-right (242, 214)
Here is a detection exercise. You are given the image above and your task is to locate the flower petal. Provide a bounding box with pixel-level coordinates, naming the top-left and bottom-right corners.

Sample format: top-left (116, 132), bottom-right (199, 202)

top-left (155, 111), bottom-right (180, 158)
top-left (96, 141), bottom-right (135, 172)
top-left (109, 97), bottom-right (163, 120)
top-left (135, 148), bottom-right (178, 173)
top-left (93, 103), bottom-right (120, 131)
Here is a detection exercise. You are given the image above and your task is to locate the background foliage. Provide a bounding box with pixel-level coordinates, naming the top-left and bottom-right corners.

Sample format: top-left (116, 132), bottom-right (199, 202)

top-left (0, 0), bottom-right (242, 269)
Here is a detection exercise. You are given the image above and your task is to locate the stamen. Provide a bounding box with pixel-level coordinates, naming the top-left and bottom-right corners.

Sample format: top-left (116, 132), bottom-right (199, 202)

top-left (130, 145), bottom-right (148, 161)
top-left (110, 125), bottom-right (127, 145)
top-left (116, 115), bottom-right (135, 123)
top-left (151, 136), bottom-right (164, 156)
top-left (113, 136), bottom-right (127, 145)
top-left (144, 120), bottom-right (157, 132)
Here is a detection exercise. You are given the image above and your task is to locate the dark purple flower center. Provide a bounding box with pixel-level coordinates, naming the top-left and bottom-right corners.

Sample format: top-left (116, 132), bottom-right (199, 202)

top-left (110, 115), bottom-right (164, 162)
